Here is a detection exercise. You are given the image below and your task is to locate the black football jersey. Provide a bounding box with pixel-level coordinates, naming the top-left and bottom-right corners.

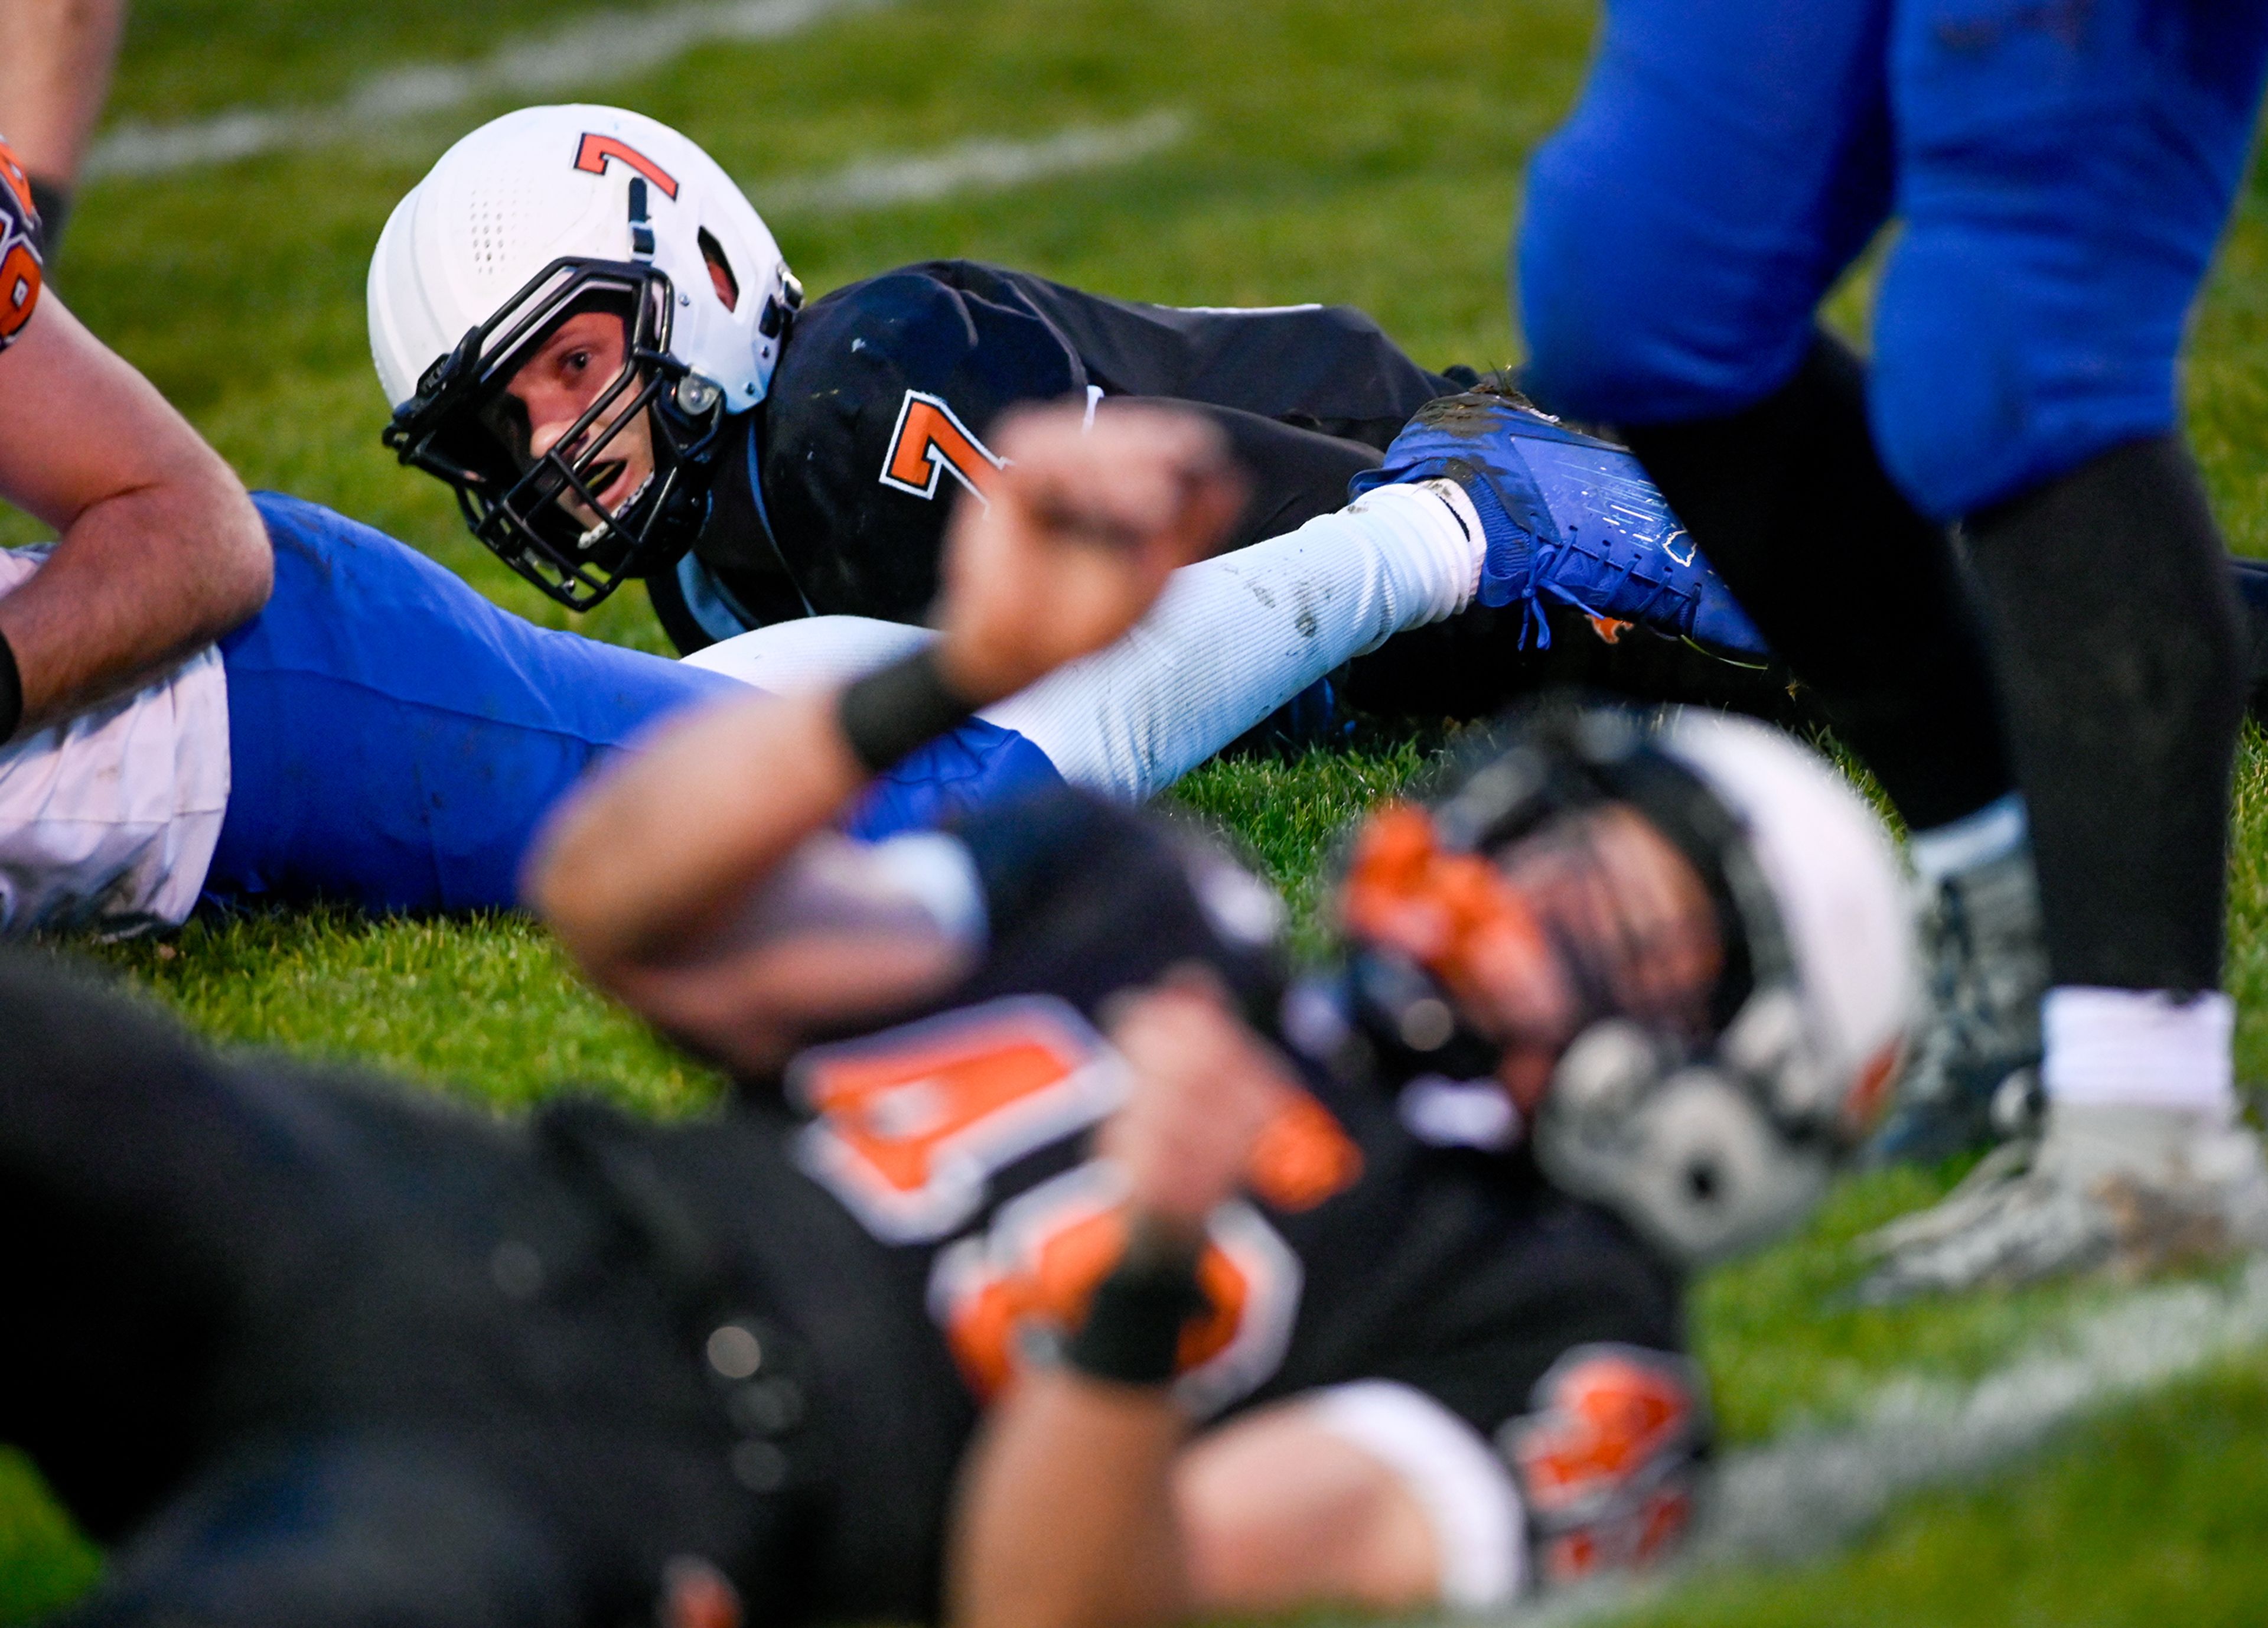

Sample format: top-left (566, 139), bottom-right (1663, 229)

top-left (0, 793), bottom-right (1696, 1628)
top-left (655, 261), bottom-right (1459, 646)
top-left (658, 789), bottom-right (1690, 1620)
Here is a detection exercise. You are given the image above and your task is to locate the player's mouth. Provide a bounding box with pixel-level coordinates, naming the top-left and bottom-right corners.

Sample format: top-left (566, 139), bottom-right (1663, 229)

top-left (581, 457), bottom-right (630, 504)
top-left (577, 468), bottom-right (655, 546)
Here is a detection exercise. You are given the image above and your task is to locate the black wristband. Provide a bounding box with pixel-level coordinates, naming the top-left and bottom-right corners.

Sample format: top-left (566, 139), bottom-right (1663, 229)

top-left (0, 627), bottom-right (21, 745)
top-left (836, 645), bottom-right (978, 774)
top-left (1062, 1236), bottom-right (1208, 1387)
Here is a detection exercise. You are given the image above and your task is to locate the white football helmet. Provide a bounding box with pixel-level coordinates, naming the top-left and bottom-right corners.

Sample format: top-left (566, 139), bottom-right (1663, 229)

top-left (369, 104), bottom-right (800, 608)
top-left (1338, 702), bottom-right (1917, 1268)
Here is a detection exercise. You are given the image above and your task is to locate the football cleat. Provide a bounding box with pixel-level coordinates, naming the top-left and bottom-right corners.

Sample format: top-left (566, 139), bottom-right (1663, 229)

top-left (1856, 1103), bottom-right (2268, 1301)
top-left (1866, 838), bottom-right (2049, 1165)
top-left (1351, 391), bottom-right (1767, 657)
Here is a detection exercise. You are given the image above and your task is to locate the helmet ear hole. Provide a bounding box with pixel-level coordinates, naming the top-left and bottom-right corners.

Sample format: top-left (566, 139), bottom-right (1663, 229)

top-left (697, 227), bottom-right (739, 311)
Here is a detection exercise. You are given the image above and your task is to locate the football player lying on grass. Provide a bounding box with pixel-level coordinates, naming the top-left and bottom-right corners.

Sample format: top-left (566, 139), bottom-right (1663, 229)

top-left (374, 103), bottom-right (1807, 723)
top-left (374, 104), bottom-right (2268, 732)
top-left (369, 102), bottom-right (1470, 639)
top-left (0, 167), bottom-right (1775, 940)
top-left (0, 402), bottom-right (1915, 1626)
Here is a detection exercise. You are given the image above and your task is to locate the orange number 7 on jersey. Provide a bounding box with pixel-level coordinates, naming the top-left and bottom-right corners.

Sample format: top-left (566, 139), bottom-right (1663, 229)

top-left (878, 390), bottom-right (1003, 503)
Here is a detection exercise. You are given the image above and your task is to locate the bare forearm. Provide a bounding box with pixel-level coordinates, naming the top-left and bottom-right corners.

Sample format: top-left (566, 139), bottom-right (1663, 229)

top-left (0, 0), bottom-right (129, 184)
top-left (0, 465), bottom-right (268, 729)
top-left (0, 295), bottom-right (271, 731)
top-left (525, 688), bottom-right (869, 968)
top-left (949, 998), bottom-right (1280, 1628)
top-left (533, 401), bottom-right (1236, 1019)
top-left (950, 1371), bottom-right (1192, 1628)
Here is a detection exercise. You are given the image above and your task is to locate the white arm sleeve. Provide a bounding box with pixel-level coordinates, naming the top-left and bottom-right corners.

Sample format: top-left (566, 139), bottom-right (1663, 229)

top-left (685, 480), bottom-right (1481, 802)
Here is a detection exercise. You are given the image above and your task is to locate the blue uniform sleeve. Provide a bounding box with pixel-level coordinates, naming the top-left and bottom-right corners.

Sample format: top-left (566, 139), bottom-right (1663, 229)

top-left (842, 720), bottom-right (1065, 843)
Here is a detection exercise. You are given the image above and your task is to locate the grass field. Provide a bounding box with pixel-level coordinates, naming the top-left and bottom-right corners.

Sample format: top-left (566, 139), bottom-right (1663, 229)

top-left (7, 1), bottom-right (2268, 1622)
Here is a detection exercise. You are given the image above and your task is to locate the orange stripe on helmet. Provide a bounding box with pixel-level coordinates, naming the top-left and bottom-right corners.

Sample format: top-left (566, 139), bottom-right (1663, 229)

top-left (573, 134), bottom-right (682, 199)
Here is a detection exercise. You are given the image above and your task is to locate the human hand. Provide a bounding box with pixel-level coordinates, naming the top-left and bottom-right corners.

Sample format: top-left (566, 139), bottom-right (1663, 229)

top-left (932, 401), bottom-right (1245, 705)
top-left (1099, 973), bottom-right (1295, 1242)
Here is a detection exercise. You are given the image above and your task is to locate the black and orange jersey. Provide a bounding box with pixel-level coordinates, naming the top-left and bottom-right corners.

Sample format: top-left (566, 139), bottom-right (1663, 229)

top-left (0, 790), bottom-right (1697, 1626)
top-left (0, 136), bottom-right (45, 351)
top-left (655, 260), bottom-right (1459, 647)
top-left (657, 787), bottom-right (1695, 1614)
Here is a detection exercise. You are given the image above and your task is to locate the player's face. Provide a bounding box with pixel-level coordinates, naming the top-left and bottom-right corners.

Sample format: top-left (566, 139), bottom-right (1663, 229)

top-left (1344, 797), bottom-right (1725, 1102)
top-left (1486, 805), bottom-right (1723, 1099)
top-left (1497, 807), bottom-right (1721, 1029)
top-left (498, 310), bottom-right (657, 525)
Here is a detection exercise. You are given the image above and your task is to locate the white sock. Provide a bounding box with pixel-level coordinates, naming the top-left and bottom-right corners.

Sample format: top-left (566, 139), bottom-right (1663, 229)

top-left (985, 480), bottom-right (1484, 799)
top-left (686, 482), bottom-right (1484, 803)
top-left (2042, 986), bottom-right (2237, 1120)
top-left (1908, 792), bottom-right (2028, 887)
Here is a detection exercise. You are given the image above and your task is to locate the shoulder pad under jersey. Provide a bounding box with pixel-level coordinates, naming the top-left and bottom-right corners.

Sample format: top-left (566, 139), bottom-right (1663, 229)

top-left (750, 263), bottom-right (1084, 621)
top-left (939, 786), bottom-right (1288, 1028)
top-left (0, 138), bottom-right (44, 350)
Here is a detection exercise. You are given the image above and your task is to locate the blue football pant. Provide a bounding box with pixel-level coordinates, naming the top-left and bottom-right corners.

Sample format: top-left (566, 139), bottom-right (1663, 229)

top-left (1518, 0), bottom-right (2268, 994)
top-left (206, 495), bottom-right (1060, 916)
top-left (1518, 0), bottom-right (2268, 520)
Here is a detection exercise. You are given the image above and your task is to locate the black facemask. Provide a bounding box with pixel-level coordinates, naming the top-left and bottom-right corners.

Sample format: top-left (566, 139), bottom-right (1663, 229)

top-left (382, 256), bottom-right (731, 611)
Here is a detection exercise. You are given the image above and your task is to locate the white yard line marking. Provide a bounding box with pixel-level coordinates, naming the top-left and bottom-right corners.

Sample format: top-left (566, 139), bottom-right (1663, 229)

top-left (747, 109), bottom-right (1189, 214)
top-left (1505, 1257), bottom-right (2268, 1626)
top-left (85, 0), bottom-right (895, 180)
